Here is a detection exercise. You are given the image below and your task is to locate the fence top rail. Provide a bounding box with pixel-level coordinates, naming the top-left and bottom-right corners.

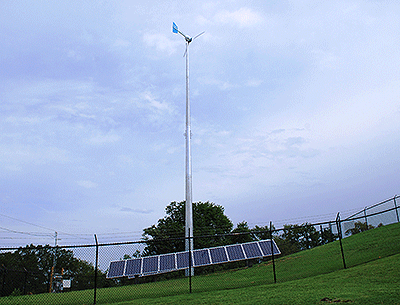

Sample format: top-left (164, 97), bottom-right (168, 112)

top-left (344, 195), bottom-right (399, 220)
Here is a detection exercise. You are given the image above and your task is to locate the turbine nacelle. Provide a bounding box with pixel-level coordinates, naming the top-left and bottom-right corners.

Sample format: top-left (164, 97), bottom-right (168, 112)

top-left (172, 22), bottom-right (203, 45)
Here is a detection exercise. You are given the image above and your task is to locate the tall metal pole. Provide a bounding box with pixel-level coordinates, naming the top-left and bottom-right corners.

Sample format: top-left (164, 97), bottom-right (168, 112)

top-left (185, 40), bottom-right (194, 276)
top-left (173, 22), bottom-right (202, 277)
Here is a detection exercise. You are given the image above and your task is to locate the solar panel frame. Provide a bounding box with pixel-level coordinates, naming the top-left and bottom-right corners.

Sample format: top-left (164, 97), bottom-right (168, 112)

top-left (125, 258), bottom-right (142, 277)
top-left (209, 247), bottom-right (228, 264)
top-left (107, 260), bottom-right (126, 279)
top-left (226, 244), bottom-right (246, 261)
top-left (260, 240), bottom-right (281, 255)
top-left (142, 256), bottom-right (159, 274)
top-left (159, 253), bottom-right (176, 272)
top-left (271, 240), bottom-right (281, 255)
top-left (258, 240), bottom-right (272, 256)
top-left (242, 242), bottom-right (263, 259)
top-left (176, 251), bottom-right (190, 270)
top-left (193, 249), bottom-right (211, 266)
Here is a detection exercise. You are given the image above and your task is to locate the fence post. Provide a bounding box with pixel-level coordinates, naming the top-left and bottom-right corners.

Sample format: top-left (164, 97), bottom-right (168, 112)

top-left (364, 207), bottom-right (368, 227)
top-left (94, 234), bottom-right (99, 305)
top-left (394, 195), bottom-right (399, 223)
top-left (336, 213), bottom-right (346, 269)
top-left (269, 221), bottom-right (277, 283)
top-left (0, 267), bottom-right (4, 297)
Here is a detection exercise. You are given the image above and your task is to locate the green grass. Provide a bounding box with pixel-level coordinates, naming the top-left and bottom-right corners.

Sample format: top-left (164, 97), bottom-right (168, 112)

top-left (2, 222), bottom-right (399, 305)
top-left (113, 254), bottom-right (400, 305)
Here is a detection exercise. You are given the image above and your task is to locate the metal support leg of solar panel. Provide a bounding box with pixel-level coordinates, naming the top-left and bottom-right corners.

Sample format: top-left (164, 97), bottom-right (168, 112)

top-left (107, 240), bottom-right (281, 279)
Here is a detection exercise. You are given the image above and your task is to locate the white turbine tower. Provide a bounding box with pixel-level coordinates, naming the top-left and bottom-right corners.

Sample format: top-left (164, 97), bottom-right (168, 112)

top-left (172, 22), bottom-right (204, 276)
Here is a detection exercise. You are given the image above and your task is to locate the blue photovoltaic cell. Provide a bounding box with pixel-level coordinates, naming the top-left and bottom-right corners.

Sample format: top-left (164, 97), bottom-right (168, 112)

top-left (209, 247), bottom-right (228, 264)
top-left (107, 260), bottom-right (126, 278)
top-left (176, 251), bottom-right (190, 269)
top-left (125, 258), bottom-right (142, 276)
top-left (142, 256), bottom-right (158, 274)
top-left (242, 242), bottom-right (262, 258)
top-left (272, 241), bottom-right (281, 255)
top-left (259, 240), bottom-right (281, 255)
top-left (193, 249), bottom-right (211, 266)
top-left (226, 244), bottom-right (245, 261)
top-left (159, 253), bottom-right (176, 272)
top-left (259, 240), bottom-right (272, 256)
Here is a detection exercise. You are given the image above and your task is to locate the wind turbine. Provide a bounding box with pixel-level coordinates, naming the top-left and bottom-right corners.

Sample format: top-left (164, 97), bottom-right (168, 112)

top-left (172, 22), bottom-right (204, 276)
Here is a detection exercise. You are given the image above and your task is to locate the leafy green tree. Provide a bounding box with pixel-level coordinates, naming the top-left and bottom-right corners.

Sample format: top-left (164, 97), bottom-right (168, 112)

top-left (275, 223), bottom-right (321, 255)
top-left (0, 244), bottom-right (106, 296)
top-left (229, 221), bottom-right (254, 244)
top-left (277, 224), bottom-right (303, 255)
top-left (320, 226), bottom-right (337, 244)
top-left (299, 223), bottom-right (320, 249)
top-left (251, 224), bottom-right (276, 240)
top-left (345, 221), bottom-right (375, 236)
top-left (142, 201), bottom-right (233, 255)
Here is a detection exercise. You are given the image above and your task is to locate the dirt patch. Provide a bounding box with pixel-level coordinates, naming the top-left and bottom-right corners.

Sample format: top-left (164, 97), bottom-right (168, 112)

top-left (320, 297), bottom-right (353, 303)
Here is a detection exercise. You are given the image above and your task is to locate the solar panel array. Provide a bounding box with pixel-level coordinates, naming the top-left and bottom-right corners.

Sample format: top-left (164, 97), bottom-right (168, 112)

top-left (107, 240), bottom-right (280, 279)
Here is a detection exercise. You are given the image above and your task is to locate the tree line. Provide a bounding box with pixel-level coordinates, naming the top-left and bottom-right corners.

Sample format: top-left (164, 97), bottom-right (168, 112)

top-left (141, 201), bottom-right (339, 257)
top-left (0, 245), bottom-right (108, 296)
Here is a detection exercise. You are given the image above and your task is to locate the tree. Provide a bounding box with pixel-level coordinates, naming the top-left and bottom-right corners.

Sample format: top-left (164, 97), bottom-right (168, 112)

top-left (229, 221), bottom-right (254, 244)
top-left (142, 201), bottom-right (233, 256)
top-left (251, 224), bottom-right (276, 241)
top-left (0, 244), bottom-right (106, 296)
top-left (345, 221), bottom-right (375, 236)
top-left (299, 223), bottom-right (320, 250)
top-left (320, 226), bottom-right (337, 244)
top-left (275, 223), bottom-right (321, 255)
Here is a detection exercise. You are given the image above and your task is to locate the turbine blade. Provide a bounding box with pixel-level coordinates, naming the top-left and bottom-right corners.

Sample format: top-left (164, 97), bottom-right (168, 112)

top-left (193, 31), bottom-right (205, 40)
top-left (172, 22), bottom-right (178, 34)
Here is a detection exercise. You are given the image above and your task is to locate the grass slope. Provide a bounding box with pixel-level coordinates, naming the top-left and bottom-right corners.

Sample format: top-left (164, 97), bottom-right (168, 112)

top-left (123, 253), bottom-right (400, 305)
top-left (1, 222), bottom-right (399, 305)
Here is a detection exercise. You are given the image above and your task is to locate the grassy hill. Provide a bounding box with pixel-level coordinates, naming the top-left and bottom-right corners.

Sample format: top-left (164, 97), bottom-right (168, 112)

top-left (2, 222), bottom-right (399, 305)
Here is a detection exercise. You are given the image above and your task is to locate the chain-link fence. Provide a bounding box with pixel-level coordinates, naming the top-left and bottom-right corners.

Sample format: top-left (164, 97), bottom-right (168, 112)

top-left (1, 195), bottom-right (399, 304)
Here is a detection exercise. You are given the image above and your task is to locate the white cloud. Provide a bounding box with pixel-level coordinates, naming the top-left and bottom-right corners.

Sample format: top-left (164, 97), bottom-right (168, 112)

top-left (198, 76), bottom-right (234, 91)
top-left (214, 7), bottom-right (263, 28)
top-left (140, 91), bottom-right (173, 113)
top-left (88, 132), bottom-right (121, 145)
top-left (246, 79), bottom-right (263, 87)
top-left (77, 180), bottom-right (98, 189)
top-left (119, 206), bottom-right (153, 214)
top-left (143, 33), bottom-right (179, 55)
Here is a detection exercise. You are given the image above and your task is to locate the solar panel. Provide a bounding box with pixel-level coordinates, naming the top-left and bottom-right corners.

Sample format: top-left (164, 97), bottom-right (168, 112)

top-left (159, 253), bottom-right (176, 272)
top-left (176, 251), bottom-right (190, 269)
top-left (107, 260), bottom-right (126, 278)
top-left (226, 244), bottom-right (245, 261)
top-left (125, 258), bottom-right (142, 277)
top-left (107, 240), bottom-right (280, 278)
top-left (242, 242), bottom-right (263, 258)
top-left (142, 256), bottom-right (158, 274)
top-left (272, 240), bottom-right (280, 255)
top-left (258, 240), bottom-right (272, 256)
top-left (193, 249), bottom-right (211, 266)
top-left (209, 247), bottom-right (228, 264)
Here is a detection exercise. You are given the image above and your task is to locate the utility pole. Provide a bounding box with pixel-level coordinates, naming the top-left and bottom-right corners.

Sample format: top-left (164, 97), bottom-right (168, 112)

top-left (49, 232), bottom-right (58, 293)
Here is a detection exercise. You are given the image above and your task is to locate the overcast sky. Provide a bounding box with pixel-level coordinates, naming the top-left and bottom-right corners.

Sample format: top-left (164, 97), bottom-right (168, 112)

top-left (1, 0), bottom-right (400, 247)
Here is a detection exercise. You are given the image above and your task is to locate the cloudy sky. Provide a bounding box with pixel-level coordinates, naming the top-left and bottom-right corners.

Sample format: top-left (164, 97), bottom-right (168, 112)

top-left (1, 1), bottom-right (400, 247)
